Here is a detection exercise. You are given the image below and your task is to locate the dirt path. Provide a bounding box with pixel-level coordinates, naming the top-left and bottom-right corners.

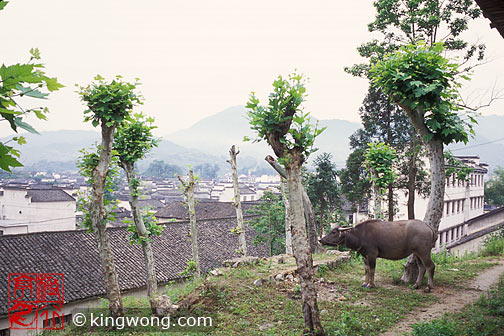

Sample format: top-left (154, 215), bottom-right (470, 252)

top-left (381, 260), bottom-right (504, 336)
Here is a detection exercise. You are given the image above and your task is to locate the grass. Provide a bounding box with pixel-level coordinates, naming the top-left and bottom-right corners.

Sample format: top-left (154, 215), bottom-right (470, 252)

top-left (411, 274), bottom-right (504, 336)
top-left (44, 235), bottom-right (504, 335)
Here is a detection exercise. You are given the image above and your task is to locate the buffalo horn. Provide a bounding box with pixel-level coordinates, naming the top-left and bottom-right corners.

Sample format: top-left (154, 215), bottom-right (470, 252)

top-left (337, 227), bottom-right (352, 231)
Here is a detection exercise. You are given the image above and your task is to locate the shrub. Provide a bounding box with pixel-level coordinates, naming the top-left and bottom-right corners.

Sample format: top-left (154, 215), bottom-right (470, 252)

top-left (480, 230), bottom-right (504, 257)
top-left (411, 318), bottom-right (456, 336)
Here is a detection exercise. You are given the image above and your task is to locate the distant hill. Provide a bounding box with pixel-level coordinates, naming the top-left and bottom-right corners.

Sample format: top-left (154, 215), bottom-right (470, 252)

top-left (3, 111), bottom-right (502, 175)
top-left (0, 130), bottom-right (223, 173)
top-left (166, 106), bottom-right (361, 168)
top-left (447, 114), bottom-right (504, 173)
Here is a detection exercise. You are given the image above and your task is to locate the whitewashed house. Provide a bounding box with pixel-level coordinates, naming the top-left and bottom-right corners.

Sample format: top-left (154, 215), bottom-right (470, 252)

top-left (0, 186), bottom-right (76, 235)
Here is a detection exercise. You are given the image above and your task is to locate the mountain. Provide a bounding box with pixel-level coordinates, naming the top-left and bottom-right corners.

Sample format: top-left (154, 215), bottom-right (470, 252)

top-left (447, 114), bottom-right (504, 173)
top-left (0, 130), bottom-right (222, 172)
top-left (166, 106), bottom-right (362, 167)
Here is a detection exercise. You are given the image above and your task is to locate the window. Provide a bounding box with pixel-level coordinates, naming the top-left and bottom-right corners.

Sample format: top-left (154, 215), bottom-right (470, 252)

top-left (0, 328), bottom-right (10, 336)
top-left (446, 202), bottom-right (450, 216)
top-left (452, 201), bottom-right (456, 214)
top-left (457, 200), bottom-right (460, 213)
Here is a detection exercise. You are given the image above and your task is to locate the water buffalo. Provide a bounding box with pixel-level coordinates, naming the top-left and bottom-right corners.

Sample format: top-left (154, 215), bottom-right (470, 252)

top-left (320, 219), bottom-right (436, 292)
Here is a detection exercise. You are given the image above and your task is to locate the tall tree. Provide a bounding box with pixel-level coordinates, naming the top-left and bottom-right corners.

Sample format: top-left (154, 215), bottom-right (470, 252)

top-left (304, 153), bottom-right (341, 237)
top-left (363, 142), bottom-right (398, 219)
top-left (248, 191), bottom-right (286, 256)
top-left (339, 149), bottom-right (371, 220)
top-left (280, 178), bottom-right (293, 254)
top-left (246, 73), bottom-right (325, 336)
top-left (0, 1), bottom-right (63, 172)
top-left (113, 113), bottom-right (161, 314)
top-left (227, 145), bottom-right (247, 256)
top-left (370, 42), bottom-right (476, 281)
top-left (144, 160), bottom-right (182, 179)
top-left (77, 75), bottom-right (142, 317)
top-left (485, 167), bottom-right (504, 207)
top-left (178, 169), bottom-right (201, 278)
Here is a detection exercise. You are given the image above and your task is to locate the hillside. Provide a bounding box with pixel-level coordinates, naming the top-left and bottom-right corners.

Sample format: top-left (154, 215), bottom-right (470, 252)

top-left (167, 106), bottom-right (361, 167)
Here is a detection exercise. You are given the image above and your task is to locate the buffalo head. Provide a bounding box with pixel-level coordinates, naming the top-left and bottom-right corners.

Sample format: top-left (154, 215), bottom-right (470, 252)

top-left (319, 226), bottom-right (352, 246)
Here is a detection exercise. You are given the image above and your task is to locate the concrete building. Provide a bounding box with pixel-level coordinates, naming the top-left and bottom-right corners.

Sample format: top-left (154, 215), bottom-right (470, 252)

top-left (0, 186), bottom-right (76, 235)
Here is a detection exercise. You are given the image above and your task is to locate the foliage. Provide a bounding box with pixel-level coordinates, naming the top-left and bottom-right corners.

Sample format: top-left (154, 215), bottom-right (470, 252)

top-left (412, 318), bottom-right (456, 336)
top-left (370, 42), bottom-right (475, 145)
top-left (194, 163), bottom-right (220, 179)
top-left (248, 191), bottom-right (286, 255)
top-left (304, 153), bottom-right (343, 230)
top-left (444, 151), bottom-right (474, 181)
top-left (143, 159), bottom-right (182, 179)
top-left (345, 0), bottom-right (484, 77)
top-left (113, 113), bottom-right (158, 166)
top-left (76, 147), bottom-right (121, 231)
top-left (480, 230), bottom-right (504, 257)
top-left (179, 259), bottom-right (197, 279)
top-left (245, 72), bottom-right (325, 165)
top-left (124, 211), bottom-right (164, 245)
top-left (0, 42), bottom-right (63, 172)
top-left (485, 167), bottom-right (504, 206)
top-left (364, 142), bottom-right (398, 193)
top-left (339, 149), bottom-right (372, 211)
top-left (77, 75), bottom-right (142, 128)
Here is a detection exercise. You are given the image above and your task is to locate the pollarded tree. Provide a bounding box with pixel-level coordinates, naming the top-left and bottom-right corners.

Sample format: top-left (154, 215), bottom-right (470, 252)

top-left (363, 142), bottom-right (398, 219)
top-left (113, 113), bottom-right (161, 314)
top-left (77, 75), bottom-right (143, 318)
top-left (227, 145), bottom-right (247, 256)
top-left (370, 42), bottom-right (476, 281)
top-left (178, 169), bottom-right (201, 278)
top-left (246, 73), bottom-right (325, 336)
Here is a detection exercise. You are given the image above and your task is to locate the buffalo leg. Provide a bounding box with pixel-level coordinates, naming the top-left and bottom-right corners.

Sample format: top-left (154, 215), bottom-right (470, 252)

top-left (367, 257), bottom-right (377, 288)
top-left (415, 252), bottom-right (435, 292)
top-left (413, 260), bottom-right (426, 290)
top-left (361, 256), bottom-right (370, 287)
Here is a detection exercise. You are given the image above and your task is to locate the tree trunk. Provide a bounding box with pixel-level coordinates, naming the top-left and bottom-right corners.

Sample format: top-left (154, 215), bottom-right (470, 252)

top-left (286, 162), bottom-right (324, 336)
top-left (265, 155), bottom-right (319, 253)
top-left (319, 198), bottom-right (326, 238)
top-left (227, 145), bottom-right (247, 256)
top-left (90, 123), bottom-right (123, 318)
top-left (179, 170), bottom-right (201, 278)
top-left (124, 163), bottom-right (159, 314)
top-left (388, 184), bottom-right (394, 221)
top-left (401, 138), bottom-right (444, 283)
top-left (407, 153), bottom-right (418, 220)
top-left (281, 179), bottom-right (293, 254)
top-left (372, 178), bottom-right (382, 219)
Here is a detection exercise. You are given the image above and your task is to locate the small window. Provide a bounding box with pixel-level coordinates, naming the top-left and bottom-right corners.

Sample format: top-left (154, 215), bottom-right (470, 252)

top-left (0, 328), bottom-right (11, 336)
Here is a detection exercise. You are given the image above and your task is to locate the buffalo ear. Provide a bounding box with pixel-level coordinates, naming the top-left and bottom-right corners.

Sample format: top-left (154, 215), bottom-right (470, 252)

top-left (337, 227), bottom-right (352, 232)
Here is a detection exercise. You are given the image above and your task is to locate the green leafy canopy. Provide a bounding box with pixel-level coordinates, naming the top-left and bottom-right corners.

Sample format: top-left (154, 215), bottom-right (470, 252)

top-left (0, 47), bottom-right (63, 172)
top-left (364, 142), bottom-right (398, 193)
top-left (370, 42), bottom-right (476, 145)
top-left (77, 75), bottom-right (143, 128)
top-left (245, 72), bottom-right (325, 165)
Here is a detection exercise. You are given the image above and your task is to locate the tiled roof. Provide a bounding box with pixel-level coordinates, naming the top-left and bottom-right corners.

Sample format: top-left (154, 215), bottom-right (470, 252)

top-left (0, 217), bottom-right (268, 316)
top-left (138, 199), bottom-right (164, 210)
top-left (154, 200), bottom-right (261, 220)
top-left (27, 189), bottom-right (76, 203)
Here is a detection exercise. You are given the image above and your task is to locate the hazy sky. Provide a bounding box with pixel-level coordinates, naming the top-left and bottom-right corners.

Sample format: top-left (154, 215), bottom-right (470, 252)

top-left (1, 0), bottom-right (503, 137)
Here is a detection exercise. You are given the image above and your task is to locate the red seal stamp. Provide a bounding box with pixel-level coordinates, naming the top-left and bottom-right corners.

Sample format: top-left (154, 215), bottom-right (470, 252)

top-left (8, 273), bottom-right (65, 330)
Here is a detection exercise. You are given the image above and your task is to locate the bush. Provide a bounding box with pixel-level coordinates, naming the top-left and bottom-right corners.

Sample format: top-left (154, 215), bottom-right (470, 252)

top-left (411, 318), bottom-right (456, 336)
top-left (480, 230), bottom-right (504, 257)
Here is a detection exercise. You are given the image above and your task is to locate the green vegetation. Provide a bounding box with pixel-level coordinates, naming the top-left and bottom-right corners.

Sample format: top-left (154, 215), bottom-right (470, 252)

top-left (485, 167), bottom-right (504, 207)
top-left (412, 275), bottom-right (504, 336)
top-left (481, 229), bottom-right (504, 257)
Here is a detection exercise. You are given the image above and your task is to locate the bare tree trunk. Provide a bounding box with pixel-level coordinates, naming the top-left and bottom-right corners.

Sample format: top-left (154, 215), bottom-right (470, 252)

top-left (90, 123), bottom-right (123, 318)
top-left (388, 185), bottom-right (394, 221)
top-left (407, 154), bottom-right (417, 220)
top-left (265, 155), bottom-right (319, 253)
top-left (123, 163), bottom-right (159, 314)
top-left (286, 162), bottom-right (324, 336)
top-left (227, 145), bottom-right (247, 256)
top-left (178, 170), bottom-right (201, 278)
top-left (319, 198), bottom-right (325, 238)
top-left (372, 178), bottom-right (382, 219)
top-left (281, 179), bottom-right (293, 254)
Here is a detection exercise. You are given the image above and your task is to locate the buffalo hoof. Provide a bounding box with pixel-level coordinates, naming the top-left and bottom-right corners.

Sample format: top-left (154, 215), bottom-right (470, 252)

top-left (413, 284), bottom-right (420, 289)
top-left (424, 287), bottom-right (432, 293)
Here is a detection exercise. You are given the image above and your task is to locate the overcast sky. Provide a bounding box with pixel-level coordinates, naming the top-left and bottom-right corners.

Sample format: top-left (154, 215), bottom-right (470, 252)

top-left (1, 0), bottom-right (503, 137)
